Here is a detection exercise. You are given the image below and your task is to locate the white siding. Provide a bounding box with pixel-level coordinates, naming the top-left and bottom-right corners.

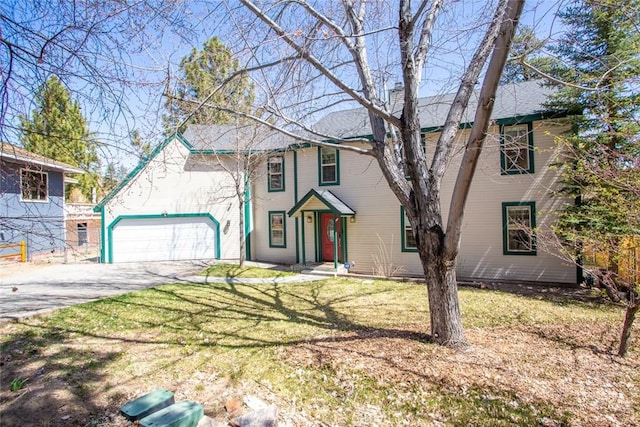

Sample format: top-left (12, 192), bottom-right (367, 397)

top-left (252, 151), bottom-right (297, 264)
top-left (251, 121), bottom-right (576, 284)
top-left (103, 137), bottom-right (241, 262)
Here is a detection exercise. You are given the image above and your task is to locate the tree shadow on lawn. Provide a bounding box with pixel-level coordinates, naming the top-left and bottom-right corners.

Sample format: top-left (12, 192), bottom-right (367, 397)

top-left (4, 279), bottom-right (634, 426)
top-left (0, 328), bottom-right (124, 426)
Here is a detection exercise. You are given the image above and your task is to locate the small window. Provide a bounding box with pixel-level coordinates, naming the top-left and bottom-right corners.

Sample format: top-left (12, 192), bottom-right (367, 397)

top-left (77, 223), bottom-right (88, 246)
top-left (21, 169), bottom-right (48, 201)
top-left (401, 207), bottom-right (418, 252)
top-left (318, 147), bottom-right (339, 185)
top-left (502, 202), bottom-right (536, 255)
top-left (269, 211), bottom-right (286, 248)
top-left (500, 123), bottom-right (534, 174)
top-left (267, 156), bottom-right (285, 192)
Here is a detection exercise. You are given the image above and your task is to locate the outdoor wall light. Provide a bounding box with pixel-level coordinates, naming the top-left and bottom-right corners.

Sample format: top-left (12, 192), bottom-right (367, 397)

top-left (306, 215), bottom-right (313, 223)
top-left (349, 216), bottom-right (356, 224)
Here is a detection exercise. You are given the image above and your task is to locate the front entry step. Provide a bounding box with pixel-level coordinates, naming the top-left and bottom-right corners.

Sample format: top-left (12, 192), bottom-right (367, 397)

top-left (300, 262), bottom-right (348, 276)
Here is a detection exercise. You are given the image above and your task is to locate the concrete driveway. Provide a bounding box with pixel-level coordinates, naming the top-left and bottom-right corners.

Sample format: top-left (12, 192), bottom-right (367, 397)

top-left (0, 260), bottom-right (211, 321)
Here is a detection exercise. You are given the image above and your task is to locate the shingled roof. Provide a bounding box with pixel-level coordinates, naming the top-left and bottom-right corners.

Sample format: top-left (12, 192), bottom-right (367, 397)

top-left (183, 124), bottom-right (295, 152)
top-left (0, 142), bottom-right (84, 173)
top-left (181, 81), bottom-right (557, 150)
top-left (311, 80), bottom-right (556, 139)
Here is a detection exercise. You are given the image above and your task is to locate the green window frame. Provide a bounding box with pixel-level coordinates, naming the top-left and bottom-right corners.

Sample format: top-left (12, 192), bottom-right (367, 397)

top-left (20, 168), bottom-right (48, 202)
top-left (500, 123), bottom-right (534, 175)
top-left (400, 207), bottom-right (418, 252)
top-left (318, 146), bottom-right (340, 186)
top-left (502, 201), bottom-right (537, 255)
top-left (267, 155), bottom-right (285, 192)
top-left (269, 211), bottom-right (286, 248)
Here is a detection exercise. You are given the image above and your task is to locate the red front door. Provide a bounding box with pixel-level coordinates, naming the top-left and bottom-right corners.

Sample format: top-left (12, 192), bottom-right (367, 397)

top-left (320, 213), bottom-right (341, 262)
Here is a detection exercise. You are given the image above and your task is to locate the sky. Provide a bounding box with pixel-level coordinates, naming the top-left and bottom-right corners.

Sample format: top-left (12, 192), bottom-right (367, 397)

top-left (1, 0), bottom-right (568, 172)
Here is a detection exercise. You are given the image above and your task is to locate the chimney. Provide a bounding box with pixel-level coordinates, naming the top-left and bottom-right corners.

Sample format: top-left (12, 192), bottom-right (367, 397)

top-left (388, 82), bottom-right (404, 111)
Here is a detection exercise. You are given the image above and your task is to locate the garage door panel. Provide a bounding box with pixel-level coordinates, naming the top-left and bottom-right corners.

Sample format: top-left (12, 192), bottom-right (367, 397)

top-left (111, 216), bottom-right (217, 263)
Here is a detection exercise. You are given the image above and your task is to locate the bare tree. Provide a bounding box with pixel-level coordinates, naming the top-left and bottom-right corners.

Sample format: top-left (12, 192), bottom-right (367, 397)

top-left (183, 122), bottom-right (291, 268)
top-left (178, 0), bottom-right (525, 348)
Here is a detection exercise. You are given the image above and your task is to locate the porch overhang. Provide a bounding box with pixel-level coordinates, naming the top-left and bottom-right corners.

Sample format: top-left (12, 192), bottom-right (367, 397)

top-left (288, 189), bottom-right (356, 217)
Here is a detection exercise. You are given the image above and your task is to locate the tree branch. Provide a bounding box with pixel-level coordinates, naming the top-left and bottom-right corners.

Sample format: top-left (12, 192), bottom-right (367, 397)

top-left (238, 0), bottom-right (400, 128)
top-left (414, 0), bottom-right (444, 83)
top-left (444, 0), bottom-right (525, 259)
top-left (430, 0), bottom-right (509, 181)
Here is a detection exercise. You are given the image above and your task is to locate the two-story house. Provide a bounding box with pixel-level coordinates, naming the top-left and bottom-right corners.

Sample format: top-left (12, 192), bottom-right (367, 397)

top-left (95, 81), bottom-right (576, 284)
top-left (1, 143), bottom-right (84, 260)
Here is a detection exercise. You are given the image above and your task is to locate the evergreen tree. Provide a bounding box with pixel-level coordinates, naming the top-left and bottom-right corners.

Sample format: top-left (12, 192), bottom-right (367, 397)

top-left (164, 37), bottom-right (254, 133)
top-left (501, 27), bottom-right (551, 84)
top-left (130, 129), bottom-right (152, 158)
top-left (19, 76), bottom-right (100, 201)
top-left (549, 0), bottom-right (640, 357)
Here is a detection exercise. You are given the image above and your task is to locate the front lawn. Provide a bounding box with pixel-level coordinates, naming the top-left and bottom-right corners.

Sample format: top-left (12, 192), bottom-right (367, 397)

top-left (201, 262), bottom-right (297, 279)
top-left (0, 277), bottom-right (637, 426)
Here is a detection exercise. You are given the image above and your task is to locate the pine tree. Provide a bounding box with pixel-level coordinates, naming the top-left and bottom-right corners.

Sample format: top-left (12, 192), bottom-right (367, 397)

top-left (549, 0), bottom-right (640, 357)
top-left (20, 76), bottom-right (100, 201)
top-left (164, 37), bottom-right (254, 133)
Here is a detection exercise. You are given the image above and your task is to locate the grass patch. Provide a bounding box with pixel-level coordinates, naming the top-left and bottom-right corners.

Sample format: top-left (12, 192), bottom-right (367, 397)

top-left (201, 262), bottom-right (296, 279)
top-left (0, 278), bottom-right (637, 426)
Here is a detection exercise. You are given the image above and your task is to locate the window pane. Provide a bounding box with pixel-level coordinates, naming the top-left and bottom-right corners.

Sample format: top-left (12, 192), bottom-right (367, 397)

top-left (403, 211), bottom-right (417, 249)
top-left (322, 165), bottom-right (336, 183)
top-left (506, 148), bottom-right (529, 171)
top-left (77, 223), bottom-right (88, 245)
top-left (506, 205), bottom-right (533, 252)
top-left (271, 230), bottom-right (284, 245)
top-left (508, 229), bottom-right (531, 251)
top-left (507, 206), bottom-right (531, 228)
top-left (269, 158), bottom-right (282, 173)
top-left (270, 213), bottom-right (285, 246)
top-left (503, 125), bottom-right (530, 172)
top-left (270, 175), bottom-right (282, 189)
top-left (405, 228), bottom-right (416, 249)
top-left (21, 170), bottom-right (47, 201)
top-left (321, 148), bottom-right (336, 165)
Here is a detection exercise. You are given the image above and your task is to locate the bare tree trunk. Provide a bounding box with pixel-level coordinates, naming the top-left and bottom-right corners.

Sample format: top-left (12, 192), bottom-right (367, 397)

top-left (421, 247), bottom-right (465, 347)
top-left (239, 200), bottom-right (246, 269)
top-left (618, 300), bottom-right (638, 357)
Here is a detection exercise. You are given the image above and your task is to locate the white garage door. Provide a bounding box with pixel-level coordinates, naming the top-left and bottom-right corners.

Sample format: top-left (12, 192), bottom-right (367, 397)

top-left (111, 216), bottom-right (217, 263)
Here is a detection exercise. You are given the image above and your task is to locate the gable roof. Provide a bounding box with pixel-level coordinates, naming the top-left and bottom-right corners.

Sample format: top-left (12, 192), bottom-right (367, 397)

top-left (311, 80), bottom-right (558, 139)
top-left (0, 142), bottom-right (84, 174)
top-left (288, 189), bottom-right (356, 217)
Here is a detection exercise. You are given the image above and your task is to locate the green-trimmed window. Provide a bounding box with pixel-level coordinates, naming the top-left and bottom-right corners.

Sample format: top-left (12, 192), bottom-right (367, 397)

top-left (267, 156), bottom-right (284, 192)
top-left (500, 123), bottom-right (534, 174)
top-left (269, 211), bottom-right (286, 248)
top-left (318, 147), bottom-right (339, 185)
top-left (401, 207), bottom-right (418, 252)
top-left (502, 202), bottom-right (536, 255)
top-left (21, 169), bottom-right (48, 202)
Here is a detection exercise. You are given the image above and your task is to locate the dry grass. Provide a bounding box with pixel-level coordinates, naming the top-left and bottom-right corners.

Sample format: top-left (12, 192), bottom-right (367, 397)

top-left (0, 278), bottom-right (637, 426)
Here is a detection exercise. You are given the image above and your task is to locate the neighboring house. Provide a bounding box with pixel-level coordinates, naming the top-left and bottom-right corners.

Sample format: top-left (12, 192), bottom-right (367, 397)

top-left (96, 81), bottom-right (577, 284)
top-left (65, 203), bottom-right (101, 253)
top-left (0, 143), bottom-right (84, 260)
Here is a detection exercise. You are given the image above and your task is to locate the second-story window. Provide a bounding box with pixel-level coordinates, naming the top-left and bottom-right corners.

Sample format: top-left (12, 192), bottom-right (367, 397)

top-left (267, 155), bottom-right (284, 192)
top-left (21, 169), bottom-right (48, 202)
top-left (500, 123), bottom-right (534, 174)
top-left (319, 147), bottom-right (339, 185)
